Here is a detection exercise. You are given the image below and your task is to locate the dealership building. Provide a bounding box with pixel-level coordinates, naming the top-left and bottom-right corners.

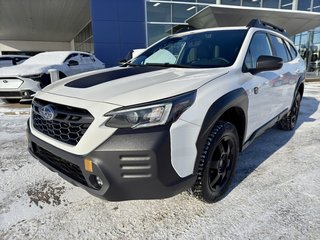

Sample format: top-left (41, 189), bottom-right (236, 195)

top-left (0, 0), bottom-right (320, 76)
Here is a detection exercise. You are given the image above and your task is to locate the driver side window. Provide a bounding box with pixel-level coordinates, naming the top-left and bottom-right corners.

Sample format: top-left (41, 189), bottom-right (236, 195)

top-left (245, 32), bottom-right (272, 69)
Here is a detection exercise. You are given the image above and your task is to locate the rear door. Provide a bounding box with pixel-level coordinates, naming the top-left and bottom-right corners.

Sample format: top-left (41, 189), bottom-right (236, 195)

top-left (268, 35), bottom-right (302, 110)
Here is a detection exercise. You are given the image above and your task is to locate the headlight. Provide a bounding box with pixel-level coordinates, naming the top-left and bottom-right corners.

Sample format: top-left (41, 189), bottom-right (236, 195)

top-left (20, 74), bottom-right (43, 79)
top-left (105, 91), bottom-right (196, 129)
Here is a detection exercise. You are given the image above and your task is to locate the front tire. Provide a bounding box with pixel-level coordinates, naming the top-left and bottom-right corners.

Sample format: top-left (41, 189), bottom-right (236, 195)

top-left (193, 121), bottom-right (239, 203)
top-left (277, 92), bottom-right (301, 131)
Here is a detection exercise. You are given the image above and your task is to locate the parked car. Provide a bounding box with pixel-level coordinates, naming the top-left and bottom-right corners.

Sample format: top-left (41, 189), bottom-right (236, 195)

top-left (27, 19), bottom-right (305, 203)
top-left (0, 51), bottom-right (105, 102)
top-left (0, 55), bottom-right (29, 68)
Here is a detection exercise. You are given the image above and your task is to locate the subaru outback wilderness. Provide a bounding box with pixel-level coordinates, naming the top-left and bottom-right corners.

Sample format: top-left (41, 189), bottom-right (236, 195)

top-left (27, 20), bottom-right (305, 203)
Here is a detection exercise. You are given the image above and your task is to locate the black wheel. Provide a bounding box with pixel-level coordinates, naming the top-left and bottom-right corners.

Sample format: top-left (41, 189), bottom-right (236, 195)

top-left (277, 92), bottom-right (301, 131)
top-left (193, 121), bottom-right (239, 203)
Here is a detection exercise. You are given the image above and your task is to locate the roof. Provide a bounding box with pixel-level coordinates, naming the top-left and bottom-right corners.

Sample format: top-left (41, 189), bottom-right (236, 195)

top-left (22, 51), bottom-right (88, 65)
top-left (0, 55), bottom-right (29, 58)
top-left (172, 26), bottom-right (248, 38)
top-left (186, 5), bottom-right (320, 36)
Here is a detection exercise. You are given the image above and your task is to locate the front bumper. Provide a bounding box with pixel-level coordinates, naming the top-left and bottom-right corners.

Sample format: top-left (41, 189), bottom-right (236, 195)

top-left (0, 89), bottom-right (35, 99)
top-left (27, 124), bottom-right (196, 201)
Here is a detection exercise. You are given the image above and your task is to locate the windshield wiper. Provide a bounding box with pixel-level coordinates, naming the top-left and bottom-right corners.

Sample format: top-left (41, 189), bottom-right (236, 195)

top-left (145, 63), bottom-right (191, 68)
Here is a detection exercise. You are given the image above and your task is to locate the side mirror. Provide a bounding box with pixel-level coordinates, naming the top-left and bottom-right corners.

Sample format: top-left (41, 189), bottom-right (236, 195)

top-left (118, 59), bottom-right (128, 65)
top-left (249, 55), bottom-right (283, 74)
top-left (68, 60), bottom-right (79, 66)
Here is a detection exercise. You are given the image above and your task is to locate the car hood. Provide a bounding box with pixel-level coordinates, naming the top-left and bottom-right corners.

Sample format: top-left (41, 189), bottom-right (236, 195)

top-left (42, 66), bottom-right (228, 106)
top-left (0, 64), bottom-right (58, 77)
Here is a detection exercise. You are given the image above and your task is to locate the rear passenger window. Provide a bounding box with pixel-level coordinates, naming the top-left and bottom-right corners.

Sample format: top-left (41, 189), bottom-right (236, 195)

top-left (269, 35), bottom-right (289, 62)
top-left (244, 32), bottom-right (272, 69)
top-left (80, 54), bottom-right (95, 64)
top-left (284, 40), bottom-right (298, 60)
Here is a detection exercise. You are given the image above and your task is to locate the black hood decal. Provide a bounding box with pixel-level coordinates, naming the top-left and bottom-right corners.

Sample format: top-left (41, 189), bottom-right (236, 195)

top-left (65, 66), bottom-right (164, 88)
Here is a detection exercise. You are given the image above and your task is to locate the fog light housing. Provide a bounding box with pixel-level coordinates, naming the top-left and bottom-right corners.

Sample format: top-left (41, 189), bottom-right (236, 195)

top-left (89, 174), bottom-right (104, 189)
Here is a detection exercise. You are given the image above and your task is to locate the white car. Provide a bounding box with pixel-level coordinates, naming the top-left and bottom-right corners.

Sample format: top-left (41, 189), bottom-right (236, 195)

top-left (0, 51), bottom-right (105, 101)
top-left (0, 55), bottom-right (29, 68)
top-left (28, 20), bottom-right (305, 203)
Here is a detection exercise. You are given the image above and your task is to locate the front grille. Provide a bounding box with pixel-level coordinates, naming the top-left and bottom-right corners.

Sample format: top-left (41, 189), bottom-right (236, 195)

top-left (32, 98), bottom-right (94, 146)
top-left (0, 91), bottom-right (22, 97)
top-left (34, 144), bottom-right (87, 186)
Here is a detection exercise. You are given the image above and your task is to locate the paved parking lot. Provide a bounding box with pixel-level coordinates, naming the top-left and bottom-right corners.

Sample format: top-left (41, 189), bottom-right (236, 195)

top-left (0, 83), bottom-right (319, 240)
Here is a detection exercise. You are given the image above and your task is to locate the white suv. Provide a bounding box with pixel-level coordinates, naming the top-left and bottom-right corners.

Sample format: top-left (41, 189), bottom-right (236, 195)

top-left (27, 20), bottom-right (305, 203)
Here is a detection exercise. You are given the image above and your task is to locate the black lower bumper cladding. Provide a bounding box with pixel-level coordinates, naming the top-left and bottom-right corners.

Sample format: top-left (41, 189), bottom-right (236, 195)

top-left (27, 124), bottom-right (196, 201)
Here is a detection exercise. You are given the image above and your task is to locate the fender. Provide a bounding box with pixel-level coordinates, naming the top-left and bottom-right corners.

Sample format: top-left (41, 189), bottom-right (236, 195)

top-left (193, 88), bottom-right (248, 174)
top-left (293, 74), bottom-right (305, 99)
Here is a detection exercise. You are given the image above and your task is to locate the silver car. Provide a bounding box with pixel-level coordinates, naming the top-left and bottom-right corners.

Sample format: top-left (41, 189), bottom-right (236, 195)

top-left (0, 51), bottom-right (105, 102)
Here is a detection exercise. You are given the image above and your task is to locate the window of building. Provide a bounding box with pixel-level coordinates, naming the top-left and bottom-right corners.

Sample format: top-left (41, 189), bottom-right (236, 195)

top-left (175, 0), bottom-right (196, 2)
top-left (280, 0), bottom-right (293, 9)
top-left (312, 0), bottom-right (320, 12)
top-left (172, 4), bottom-right (196, 22)
top-left (298, 0), bottom-right (312, 11)
top-left (269, 35), bottom-right (290, 62)
top-left (198, 0), bottom-right (216, 3)
top-left (244, 32), bottom-right (273, 69)
top-left (74, 22), bottom-right (93, 53)
top-left (263, 0), bottom-right (280, 8)
top-left (147, 2), bottom-right (171, 22)
top-left (314, 33), bottom-right (320, 44)
top-left (242, 0), bottom-right (261, 7)
top-left (147, 24), bottom-right (173, 45)
top-left (221, 0), bottom-right (241, 6)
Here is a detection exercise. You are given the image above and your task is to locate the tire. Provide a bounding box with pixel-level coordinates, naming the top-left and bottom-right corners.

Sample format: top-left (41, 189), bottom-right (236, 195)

top-left (277, 92), bottom-right (301, 131)
top-left (193, 121), bottom-right (239, 203)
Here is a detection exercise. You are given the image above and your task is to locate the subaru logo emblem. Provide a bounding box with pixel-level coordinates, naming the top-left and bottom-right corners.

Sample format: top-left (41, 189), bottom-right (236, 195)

top-left (39, 105), bottom-right (56, 121)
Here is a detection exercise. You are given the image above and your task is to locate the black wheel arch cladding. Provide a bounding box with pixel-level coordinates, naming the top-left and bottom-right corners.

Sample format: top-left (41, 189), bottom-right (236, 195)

top-left (193, 88), bottom-right (248, 175)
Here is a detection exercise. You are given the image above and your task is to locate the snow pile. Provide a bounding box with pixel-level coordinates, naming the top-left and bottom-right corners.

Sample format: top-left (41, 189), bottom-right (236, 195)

top-left (0, 84), bottom-right (319, 239)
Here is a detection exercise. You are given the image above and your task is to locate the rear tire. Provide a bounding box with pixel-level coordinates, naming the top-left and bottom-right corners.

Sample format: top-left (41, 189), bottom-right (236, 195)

top-left (277, 92), bottom-right (301, 131)
top-left (193, 121), bottom-right (239, 203)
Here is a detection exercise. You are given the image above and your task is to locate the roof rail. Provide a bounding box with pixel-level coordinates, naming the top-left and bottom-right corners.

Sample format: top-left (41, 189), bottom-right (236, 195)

top-left (247, 19), bottom-right (288, 37)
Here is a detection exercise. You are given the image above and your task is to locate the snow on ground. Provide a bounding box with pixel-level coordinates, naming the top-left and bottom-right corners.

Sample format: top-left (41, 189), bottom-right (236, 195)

top-left (0, 84), bottom-right (320, 240)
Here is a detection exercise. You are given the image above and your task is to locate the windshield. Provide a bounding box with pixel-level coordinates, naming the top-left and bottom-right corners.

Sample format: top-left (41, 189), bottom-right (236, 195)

top-left (22, 52), bottom-right (68, 65)
top-left (131, 29), bottom-right (247, 68)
